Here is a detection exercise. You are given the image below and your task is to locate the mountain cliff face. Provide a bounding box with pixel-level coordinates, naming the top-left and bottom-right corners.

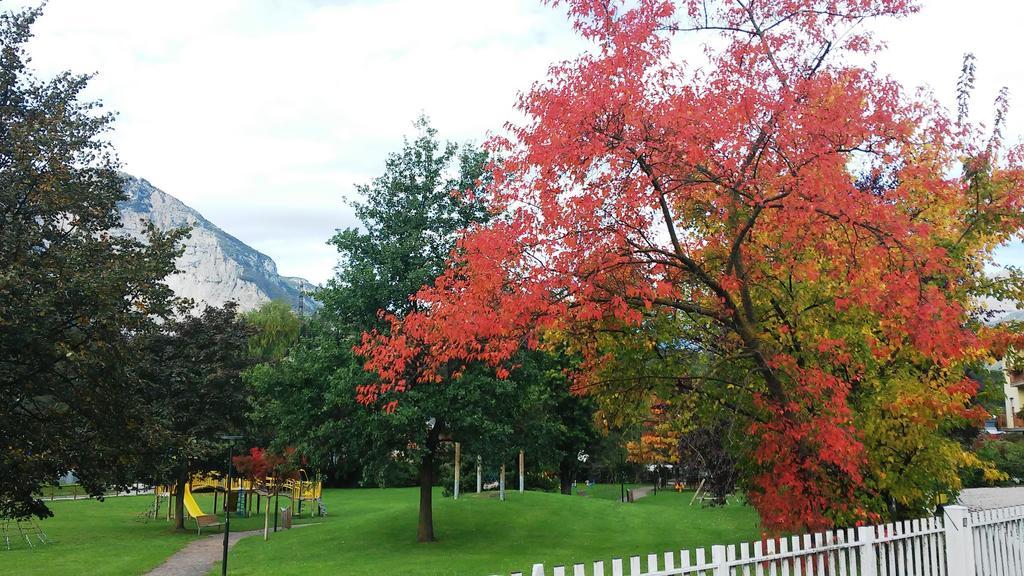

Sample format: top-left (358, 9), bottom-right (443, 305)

top-left (117, 175), bottom-right (318, 313)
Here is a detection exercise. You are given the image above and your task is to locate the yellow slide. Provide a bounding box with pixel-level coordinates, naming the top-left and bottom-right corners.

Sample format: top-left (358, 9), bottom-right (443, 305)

top-left (182, 483), bottom-right (206, 518)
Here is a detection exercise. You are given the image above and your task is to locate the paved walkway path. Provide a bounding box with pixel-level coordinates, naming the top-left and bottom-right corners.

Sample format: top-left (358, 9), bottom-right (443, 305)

top-left (958, 487), bottom-right (1024, 510)
top-left (145, 529), bottom-right (261, 576)
top-left (144, 523), bottom-right (319, 576)
top-left (627, 486), bottom-right (654, 502)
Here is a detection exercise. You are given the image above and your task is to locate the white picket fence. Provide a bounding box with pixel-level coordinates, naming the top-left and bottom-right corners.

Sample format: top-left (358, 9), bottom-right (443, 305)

top-left (503, 505), bottom-right (1024, 576)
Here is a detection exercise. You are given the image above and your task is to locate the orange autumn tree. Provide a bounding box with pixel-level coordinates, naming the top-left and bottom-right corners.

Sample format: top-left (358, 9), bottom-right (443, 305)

top-left (358, 0), bottom-right (1024, 531)
top-left (625, 398), bottom-right (681, 466)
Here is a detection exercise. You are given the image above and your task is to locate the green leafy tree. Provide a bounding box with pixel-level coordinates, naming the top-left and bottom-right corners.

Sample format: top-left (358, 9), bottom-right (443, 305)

top-left (253, 117), bottom-right (532, 543)
top-left (252, 117), bottom-right (602, 541)
top-left (245, 300), bottom-right (304, 363)
top-left (318, 115), bottom-right (489, 329)
top-left (505, 351), bottom-right (599, 495)
top-left (135, 303), bottom-right (253, 530)
top-left (0, 6), bottom-right (183, 519)
top-left (968, 438), bottom-right (1024, 487)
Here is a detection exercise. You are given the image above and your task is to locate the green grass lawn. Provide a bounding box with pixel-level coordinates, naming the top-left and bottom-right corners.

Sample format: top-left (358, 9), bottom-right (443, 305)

top-left (0, 491), bottom-right (321, 576)
top-left (220, 487), bottom-right (760, 576)
top-left (0, 486), bottom-right (760, 576)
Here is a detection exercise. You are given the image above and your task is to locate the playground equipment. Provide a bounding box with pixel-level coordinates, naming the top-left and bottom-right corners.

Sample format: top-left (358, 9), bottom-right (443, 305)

top-left (285, 470), bottom-right (325, 517)
top-left (135, 488), bottom-right (167, 523)
top-left (1, 517), bottom-right (49, 550)
top-left (152, 470), bottom-right (325, 534)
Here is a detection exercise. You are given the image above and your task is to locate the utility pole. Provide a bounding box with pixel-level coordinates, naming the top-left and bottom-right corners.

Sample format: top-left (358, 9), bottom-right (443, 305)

top-left (219, 435), bottom-right (243, 576)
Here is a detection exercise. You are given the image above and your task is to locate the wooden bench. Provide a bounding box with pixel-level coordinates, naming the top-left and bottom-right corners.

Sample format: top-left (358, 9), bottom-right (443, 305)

top-left (192, 514), bottom-right (223, 535)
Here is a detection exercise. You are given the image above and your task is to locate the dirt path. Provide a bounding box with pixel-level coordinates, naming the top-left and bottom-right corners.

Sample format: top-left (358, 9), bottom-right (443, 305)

top-left (144, 529), bottom-right (261, 576)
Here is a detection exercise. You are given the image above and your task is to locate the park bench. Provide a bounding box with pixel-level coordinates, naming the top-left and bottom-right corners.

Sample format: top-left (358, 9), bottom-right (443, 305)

top-left (192, 513), bottom-right (223, 535)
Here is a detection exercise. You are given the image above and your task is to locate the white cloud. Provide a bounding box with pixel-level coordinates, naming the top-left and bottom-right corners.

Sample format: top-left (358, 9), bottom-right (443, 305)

top-left (10, 0), bottom-right (1023, 283)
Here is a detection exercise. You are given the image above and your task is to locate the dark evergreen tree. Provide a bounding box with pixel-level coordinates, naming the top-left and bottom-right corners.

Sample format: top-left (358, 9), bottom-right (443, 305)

top-left (0, 6), bottom-right (183, 519)
top-left (135, 303), bottom-right (253, 530)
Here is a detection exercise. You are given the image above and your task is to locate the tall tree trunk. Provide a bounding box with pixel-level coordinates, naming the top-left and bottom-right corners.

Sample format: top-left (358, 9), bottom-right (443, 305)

top-left (559, 458), bottom-right (574, 495)
top-left (417, 428), bottom-right (439, 542)
top-left (174, 472), bottom-right (187, 531)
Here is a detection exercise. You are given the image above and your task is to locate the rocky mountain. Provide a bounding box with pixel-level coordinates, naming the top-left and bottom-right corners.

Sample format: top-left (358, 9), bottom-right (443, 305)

top-left (980, 295), bottom-right (1024, 325)
top-left (117, 175), bottom-right (318, 313)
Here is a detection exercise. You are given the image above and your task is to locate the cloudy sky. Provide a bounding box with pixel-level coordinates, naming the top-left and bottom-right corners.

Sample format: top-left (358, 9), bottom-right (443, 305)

top-left (12, 0), bottom-right (1024, 284)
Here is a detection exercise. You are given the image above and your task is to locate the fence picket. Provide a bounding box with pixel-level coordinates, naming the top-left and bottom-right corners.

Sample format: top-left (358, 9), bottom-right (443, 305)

top-left (593, 560), bottom-right (605, 576)
top-left (738, 541), bottom-right (750, 576)
top-left (1004, 509), bottom-right (1013, 575)
top-left (1012, 515), bottom-right (1023, 576)
top-left (646, 553), bottom-right (658, 574)
top-left (802, 534), bottom-right (814, 576)
top-left (766, 538), bottom-right (778, 576)
top-left (911, 519), bottom-right (921, 575)
top-left (1007, 509), bottom-right (1018, 576)
top-left (926, 518), bottom-right (938, 576)
top-left (991, 510), bottom-right (1001, 576)
top-left (1004, 511), bottom-right (1015, 576)
top-left (997, 510), bottom-right (1007, 575)
top-left (885, 522), bottom-right (895, 576)
top-left (991, 510), bottom-right (1000, 575)
top-left (847, 528), bottom-right (862, 576)
top-left (573, 564), bottom-right (586, 576)
top-left (972, 514), bottom-right (984, 575)
top-left (753, 539), bottom-right (765, 576)
top-left (901, 520), bottom-right (911, 575)
top-left (554, 566), bottom-right (565, 576)
top-left (999, 508), bottom-right (1007, 569)
top-left (611, 558), bottom-right (623, 576)
top-left (982, 511), bottom-right (994, 576)
top-left (791, 535), bottom-right (803, 576)
top-left (779, 537), bottom-right (791, 576)
top-left (996, 510), bottom-right (1005, 576)
top-left (872, 522), bottom-right (880, 573)
top-left (834, 530), bottom-right (846, 576)
top-left (711, 545), bottom-right (727, 576)
top-left (912, 519), bottom-right (922, 576)
top-left (813, 532), bottom-right (825, 576)
top-left (628, 555), bottom-right (641, 576)
top-left (1005, 510), bottom-right (1014, 575)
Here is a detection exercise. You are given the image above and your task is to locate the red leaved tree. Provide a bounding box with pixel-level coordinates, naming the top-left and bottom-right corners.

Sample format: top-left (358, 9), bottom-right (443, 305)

top-left (358, 0), bottom-right (1024, 531)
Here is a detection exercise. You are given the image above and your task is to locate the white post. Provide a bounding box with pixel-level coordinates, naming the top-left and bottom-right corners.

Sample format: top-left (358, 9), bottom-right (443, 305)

top-left (531, 564), bottom-right (546, 576)
top-left (857, 525), bottom-right (877, 576)
top-left (519, 450), bottom-right (525, 493)
top-left (454, 442), bottom-right (461, 500)
top-left (263, 491), bottom-right (271, 541)
top-left (500, 464), bottom-right (506, 501)
top-left (711, 545), bottom-right (728, 576)
top-left (944, 505), bottom-right (975, 574)
top-left (477, 455), bottom-right (482, 493)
